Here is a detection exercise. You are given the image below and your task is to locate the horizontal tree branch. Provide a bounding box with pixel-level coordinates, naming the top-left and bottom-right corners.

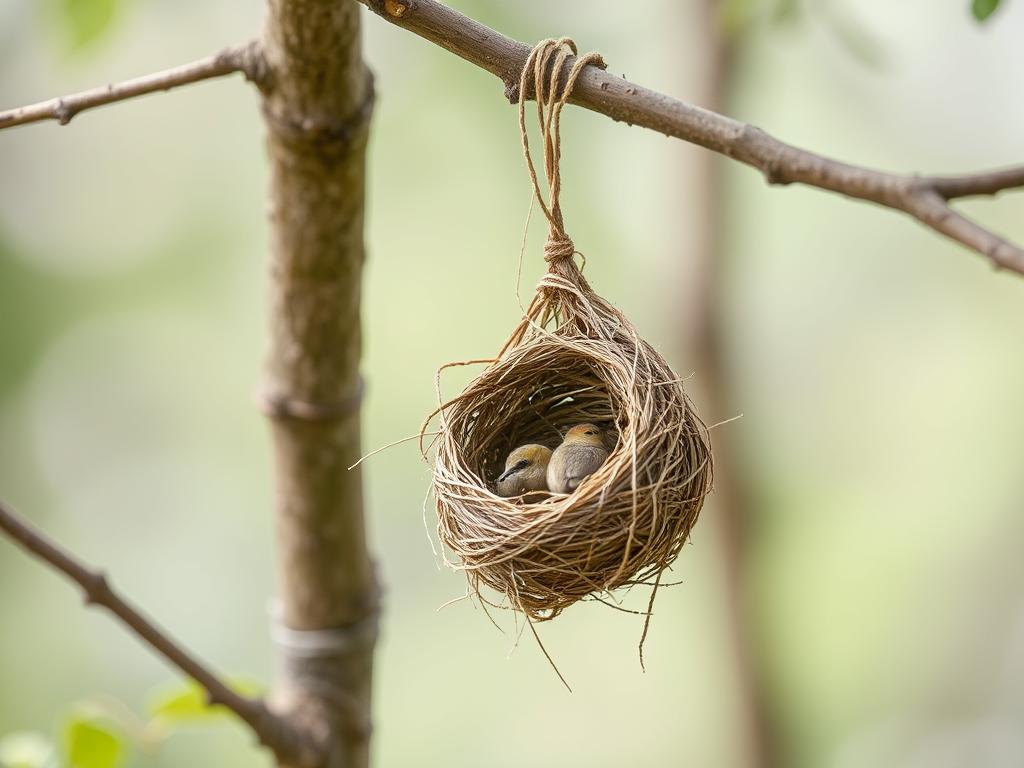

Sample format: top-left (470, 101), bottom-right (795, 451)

top-left (0, 41), bottom-right (265, 130)
top-left (357, 0), bottom-right (1024, 275)
top-left (927, 166), bottom-right (1024, 199)
top-left (0, 499), bottom-right (324, 768)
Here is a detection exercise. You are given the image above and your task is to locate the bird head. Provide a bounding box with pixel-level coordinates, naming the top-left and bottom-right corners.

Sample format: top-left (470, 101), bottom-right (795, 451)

top-left (562, 423), bottom-right (605, 447)
top-left (497, 444), bottom-right (552, 482)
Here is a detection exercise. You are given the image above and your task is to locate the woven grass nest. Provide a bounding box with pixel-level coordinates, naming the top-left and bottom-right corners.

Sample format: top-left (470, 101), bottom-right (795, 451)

top-left (425, 39), bottom-right (713, 628)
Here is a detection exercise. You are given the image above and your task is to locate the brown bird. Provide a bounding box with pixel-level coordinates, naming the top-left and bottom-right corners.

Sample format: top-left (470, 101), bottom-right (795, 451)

top-left (546, 423), bottom-right (609, 494)
top-left (495, 444), bottom-right (552, 497)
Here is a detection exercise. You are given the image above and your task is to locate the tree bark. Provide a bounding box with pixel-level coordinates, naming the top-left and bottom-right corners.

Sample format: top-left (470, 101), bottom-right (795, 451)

top-left (259, 1), bottom-right (379, 766)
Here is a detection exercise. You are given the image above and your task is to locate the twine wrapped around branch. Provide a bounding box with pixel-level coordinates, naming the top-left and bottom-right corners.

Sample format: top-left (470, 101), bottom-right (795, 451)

top-left (424, 38), bottom-right (712, 650)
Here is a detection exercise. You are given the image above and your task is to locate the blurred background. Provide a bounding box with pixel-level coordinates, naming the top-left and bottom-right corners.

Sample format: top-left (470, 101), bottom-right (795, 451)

top-left (2, 1), bottom-right (1024, 766)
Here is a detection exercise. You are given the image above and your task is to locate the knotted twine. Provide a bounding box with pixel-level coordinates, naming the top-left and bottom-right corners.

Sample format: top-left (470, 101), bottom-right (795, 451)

top-left (426, 38), bottom-right (713, 675)
top-left (519, 38), bottom-right (604, 266)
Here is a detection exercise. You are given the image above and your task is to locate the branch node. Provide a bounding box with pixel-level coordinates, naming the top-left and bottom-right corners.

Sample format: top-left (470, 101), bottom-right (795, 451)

top-left (258, 376), bottom-right (366, 423)
top-left (760, 139), bottom-right (792, 187)
top-left (84, 570), bottom-right (112, 604)
top-left (261, 69), bottom-right (375, 149)
top-left (504, 77), bottom-right (520, 104)
top-left (54, 99), bottom-right (74, 126)
top-left (761, 160), bottom-right (791, 187)
top-left (384, 0), bottom-right (413, 18)
top-left (235, 40), bottom-right (271, 91)
top-left (905, 174), bottom-right (932, 199)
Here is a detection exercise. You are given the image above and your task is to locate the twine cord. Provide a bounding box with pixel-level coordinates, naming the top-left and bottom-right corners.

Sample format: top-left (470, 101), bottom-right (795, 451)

top-left (517, 38), bottom-right (606, 266)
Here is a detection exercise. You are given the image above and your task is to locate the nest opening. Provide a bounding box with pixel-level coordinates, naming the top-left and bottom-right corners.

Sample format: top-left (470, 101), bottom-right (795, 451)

top-left (472, 354), bottom-right (621, 487)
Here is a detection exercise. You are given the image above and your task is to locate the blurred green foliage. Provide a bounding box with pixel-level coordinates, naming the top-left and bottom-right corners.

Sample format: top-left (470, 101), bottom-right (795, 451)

top-left (0, 681), bottom-right (265, 768)
top-left (146, 680), bottom-right (262, 725)
top-left (63, 712), bottom-right (123, 768)
top-left (0, 732), bottom-right (57, 768)
top-left (972, 0), bottom-right (1003, 21)
top-left (46, 0), bottom-right (126, 51)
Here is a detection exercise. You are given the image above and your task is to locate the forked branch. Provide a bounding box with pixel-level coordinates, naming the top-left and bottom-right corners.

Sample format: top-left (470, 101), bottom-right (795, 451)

top-left (357, 0), bottom-right (1024, 275)
top-left (0, 42), bottom-right (265, 130)
top-left (0, 499), bottom-right (324, 768)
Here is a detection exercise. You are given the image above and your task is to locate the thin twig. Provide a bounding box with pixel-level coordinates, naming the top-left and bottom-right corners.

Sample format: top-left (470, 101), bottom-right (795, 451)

top-left (0, 499), bottom-right (323, 768)
top-left (0, 41), bottom-right (265, 130)
top-left (357, 0), bottom-right (1024, 275)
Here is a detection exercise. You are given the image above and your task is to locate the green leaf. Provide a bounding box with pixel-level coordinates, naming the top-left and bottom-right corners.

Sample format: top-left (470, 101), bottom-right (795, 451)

top-left (147, 679), bottom-right (264, 725)
top-left (147, 683), bottom-right (219, 724)
top-left (59, 0), bottom-right (122, 50)
top-left (972, 0), bottom-right (1002, 21)
top-left (0, 732), bottom-right (56, 768)
top-left (64, 715), bottom-right (124, 768)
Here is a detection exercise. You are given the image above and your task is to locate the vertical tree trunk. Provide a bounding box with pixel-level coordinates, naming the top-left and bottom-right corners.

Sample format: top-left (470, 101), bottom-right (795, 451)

top-left (259, 2), bottom-right (379, 766)
top-left (680, 5), bottom-right (776, 768)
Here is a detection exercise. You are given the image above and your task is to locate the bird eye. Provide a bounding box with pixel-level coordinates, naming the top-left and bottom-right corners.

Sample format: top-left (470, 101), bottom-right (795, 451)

top-left (586, 430), bottom-right (595, 435)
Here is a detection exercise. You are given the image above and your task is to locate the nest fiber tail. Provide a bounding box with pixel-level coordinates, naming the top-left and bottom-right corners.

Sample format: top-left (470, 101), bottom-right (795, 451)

top-left (427, 39), bottom-right (713, 625)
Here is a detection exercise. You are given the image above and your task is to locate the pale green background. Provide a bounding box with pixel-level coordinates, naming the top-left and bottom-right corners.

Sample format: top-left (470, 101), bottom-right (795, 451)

top-left (1, 1), bottom-right (1023, 766)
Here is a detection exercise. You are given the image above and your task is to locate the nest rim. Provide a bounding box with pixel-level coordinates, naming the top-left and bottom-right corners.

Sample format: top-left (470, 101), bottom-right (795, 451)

top-left (430, 324), bottom-right (713, 622)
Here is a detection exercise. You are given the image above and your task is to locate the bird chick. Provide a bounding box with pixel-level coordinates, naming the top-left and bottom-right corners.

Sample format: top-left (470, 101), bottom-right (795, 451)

top-left (495, 444), bottom-right (553, 497)
top-left (547, 423), bottom-right (609, 494)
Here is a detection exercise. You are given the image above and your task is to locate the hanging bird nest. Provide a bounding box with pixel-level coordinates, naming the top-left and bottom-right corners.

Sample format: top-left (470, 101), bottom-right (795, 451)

top-left (424, 39), bottom-right (713, 629)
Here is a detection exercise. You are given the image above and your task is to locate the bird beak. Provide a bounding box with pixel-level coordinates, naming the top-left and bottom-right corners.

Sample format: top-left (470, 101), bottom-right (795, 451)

top-left (497, 460), bottom-right (529, 483)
